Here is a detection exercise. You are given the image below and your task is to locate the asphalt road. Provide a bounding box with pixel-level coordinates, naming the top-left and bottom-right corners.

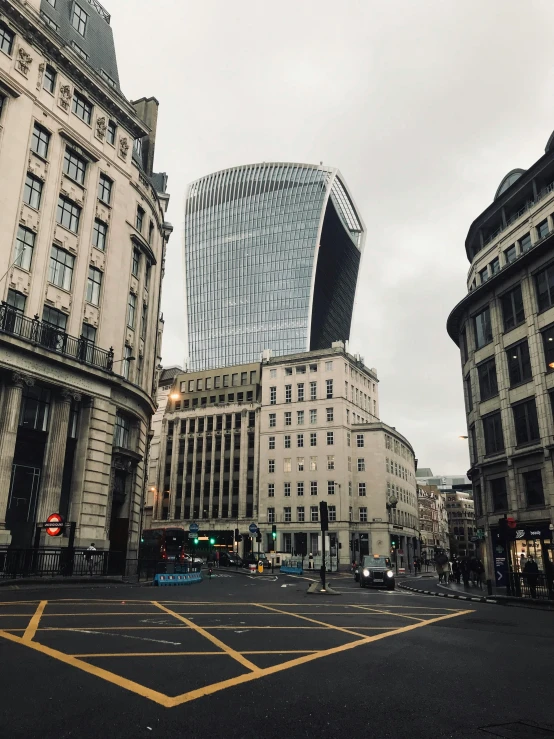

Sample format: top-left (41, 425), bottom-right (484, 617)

top-left (0, 570), bottom-right (552, 739)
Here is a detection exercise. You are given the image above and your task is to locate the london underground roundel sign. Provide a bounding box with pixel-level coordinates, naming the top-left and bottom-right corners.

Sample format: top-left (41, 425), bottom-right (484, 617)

top-left (46, 513), bottom-right (63, 537)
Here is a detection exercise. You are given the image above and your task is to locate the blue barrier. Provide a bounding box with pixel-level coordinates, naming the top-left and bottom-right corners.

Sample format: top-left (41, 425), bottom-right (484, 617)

top-left (280, 566), bottom-right (303, 575)
top-left (154, 572), bottom-right (203, 586)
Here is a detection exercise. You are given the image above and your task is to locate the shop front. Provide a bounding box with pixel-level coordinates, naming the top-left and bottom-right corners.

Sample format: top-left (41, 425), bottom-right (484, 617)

top-left (490, 520), bottom-right (554, 598)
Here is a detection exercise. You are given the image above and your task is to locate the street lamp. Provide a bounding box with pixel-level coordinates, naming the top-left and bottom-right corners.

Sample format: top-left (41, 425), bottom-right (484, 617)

top-left (170, 392), bottom-right (180, 400)
top-left (459, 435), bottom-right (468, 440)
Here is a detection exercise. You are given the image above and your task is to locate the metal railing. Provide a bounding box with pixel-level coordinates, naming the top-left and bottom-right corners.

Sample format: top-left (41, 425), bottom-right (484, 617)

top-left (0, 303), bottom-right (114, 372)
top-left (0, 548), bottom-right (122, 579)
top-left (483, 180), bottom-right (554, 248)
top-left (507, 571), bottom-right (553, 600)
top-left (84, 0), bottom-right (111, 23)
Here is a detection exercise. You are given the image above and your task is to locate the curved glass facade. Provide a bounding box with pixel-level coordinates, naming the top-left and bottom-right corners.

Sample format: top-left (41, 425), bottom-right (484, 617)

top-left (184, 163), bottom-right (365, 370)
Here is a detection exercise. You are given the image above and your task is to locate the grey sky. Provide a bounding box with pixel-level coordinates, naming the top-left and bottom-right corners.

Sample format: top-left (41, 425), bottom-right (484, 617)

top-left (109, 0), bottom-right (554, 474)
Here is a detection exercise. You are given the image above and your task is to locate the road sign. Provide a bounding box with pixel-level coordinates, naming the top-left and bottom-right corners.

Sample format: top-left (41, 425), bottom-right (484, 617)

top-left (249, 523), bottom-right (258, 534)
top-left (45, 513), bottom-right (63, 537)
top-left (189, 523), bottom-right (199, 534)
top-left (188, 533), bottom-right (197, 539)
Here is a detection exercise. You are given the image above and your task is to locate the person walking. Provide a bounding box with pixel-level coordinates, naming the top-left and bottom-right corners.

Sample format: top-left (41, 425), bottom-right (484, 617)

top-left (452, 558), bottom-right (461, 585)
top-left (523, 556), bottom-right (539, 599)
top-left (85, 543), bottom-right (96, 576)
top-left (215, 550), bottom-right (220, 569)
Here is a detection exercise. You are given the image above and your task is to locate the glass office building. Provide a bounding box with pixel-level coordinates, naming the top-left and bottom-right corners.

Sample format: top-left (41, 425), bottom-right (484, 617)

top-left (184, 163), bottom-right (365, 370)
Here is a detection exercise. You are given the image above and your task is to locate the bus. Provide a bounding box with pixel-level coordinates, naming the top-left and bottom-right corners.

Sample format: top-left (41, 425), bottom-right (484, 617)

top-left (139, 527), bottom-right (187, 562)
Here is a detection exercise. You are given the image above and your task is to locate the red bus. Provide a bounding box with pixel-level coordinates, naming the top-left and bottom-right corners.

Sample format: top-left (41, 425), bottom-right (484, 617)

top-left (139, 527), bottom-right (187, 562)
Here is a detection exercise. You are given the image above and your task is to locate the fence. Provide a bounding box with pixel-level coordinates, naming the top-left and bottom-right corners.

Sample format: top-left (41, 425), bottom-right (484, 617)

top-left (507, 571), bottom-right (553, 600)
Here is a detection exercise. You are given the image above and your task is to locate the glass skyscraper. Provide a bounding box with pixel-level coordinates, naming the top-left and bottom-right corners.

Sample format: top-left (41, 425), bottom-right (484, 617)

top-left (184, 163), bottom-right (365, 370)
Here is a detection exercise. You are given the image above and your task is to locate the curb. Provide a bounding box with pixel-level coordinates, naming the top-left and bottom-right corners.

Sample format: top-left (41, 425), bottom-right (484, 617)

top-left (398, 582), bottom-right (496, 604)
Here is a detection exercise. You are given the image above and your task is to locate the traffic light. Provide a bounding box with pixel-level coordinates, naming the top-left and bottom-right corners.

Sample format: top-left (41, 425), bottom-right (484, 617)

top-left (390, 535), bottom-right (398, 549)
top-left (319, 501), bottom-right (329, 532)
top-left (234, 528), bottom-right (240, 542)
top-left (498, 516), bottom-right (517, 541)
top-left (209, 537), bottom-right (215, 545)
top-left (256, 530), bottom-right (262, 543)
top-left (193, 537), bottom-right (199, 545)
top-left (271, 524), bottom-right (277, 540)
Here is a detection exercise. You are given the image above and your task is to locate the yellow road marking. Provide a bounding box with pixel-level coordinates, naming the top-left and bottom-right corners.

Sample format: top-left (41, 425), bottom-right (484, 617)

top-left (0, 630), bottom-right (172, 707)
top-left (254, 603), bottom-right (366, 638)
top-left (151, 601), bottom-right (260, 673)
top-left (351, 605), bottom-right (424, 622)
top-left (166, 609), bottom-right (475, 707)
top-left (70, 650), bottom-right (319, 658)
top-left (22, 601), bottom-right (47, 643)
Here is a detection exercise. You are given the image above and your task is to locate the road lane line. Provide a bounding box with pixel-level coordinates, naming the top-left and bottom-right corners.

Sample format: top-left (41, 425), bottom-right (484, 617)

top-left (351, 605), bottom-right (424, 622)
top-left (253, 603), bottom-right (367, 637)
top-left (69, 650), bottom-right (319, 658)
top-left (22, 600), bottom-right (47, 642)
top-left (167, 609), bottom-right (475, 707)
top-left (151, 601), bottom-right (260, 673)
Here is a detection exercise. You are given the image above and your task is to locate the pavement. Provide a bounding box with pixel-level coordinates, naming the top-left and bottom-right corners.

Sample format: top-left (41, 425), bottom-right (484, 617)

top-left (1, 570), bottom-right (553, 739)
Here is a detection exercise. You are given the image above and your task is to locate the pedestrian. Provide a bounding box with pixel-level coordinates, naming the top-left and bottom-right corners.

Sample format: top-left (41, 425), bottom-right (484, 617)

top-left (452, 558), bottom-right (461, 585)
top-left (215, 550), bottom-right (220, 569)
top-left (85, 542), bottom-right (96, 575)
top-left (523, 556), bottom-right (539, 599)
top-left (460, 557), bottom-right (470, 587)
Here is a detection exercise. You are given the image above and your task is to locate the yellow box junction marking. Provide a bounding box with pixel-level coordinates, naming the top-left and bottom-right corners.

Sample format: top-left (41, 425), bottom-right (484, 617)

top-left (0, 599), bottom-right (473, 708)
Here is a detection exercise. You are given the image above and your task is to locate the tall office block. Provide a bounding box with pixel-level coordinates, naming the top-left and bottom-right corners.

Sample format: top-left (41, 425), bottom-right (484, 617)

top-left (184, 163), bottom-right (365, 370)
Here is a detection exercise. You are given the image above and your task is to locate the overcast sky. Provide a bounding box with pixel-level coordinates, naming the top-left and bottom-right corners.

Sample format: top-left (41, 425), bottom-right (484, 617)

top-left (109, 0), bottom-right (554, 474)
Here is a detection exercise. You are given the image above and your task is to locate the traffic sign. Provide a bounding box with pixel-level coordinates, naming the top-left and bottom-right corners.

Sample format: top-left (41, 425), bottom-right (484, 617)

top-left (188, 533), bottom-right (197, 539)
top-left (189, 522), bottom-right (199, 534)
top-left (249, 523), bottom-right (258, 534)
top-left (45, 513), bottom-right (63, 537)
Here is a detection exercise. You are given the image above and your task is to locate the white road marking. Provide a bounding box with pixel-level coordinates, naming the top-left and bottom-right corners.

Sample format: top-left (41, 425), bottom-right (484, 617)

top-left (64, 629), bottom-right (182, 646)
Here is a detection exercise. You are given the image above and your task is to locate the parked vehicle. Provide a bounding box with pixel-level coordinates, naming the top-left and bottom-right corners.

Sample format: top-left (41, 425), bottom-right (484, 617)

top-left (139, 527), bottom-right (187, 562)
top-left (218, 552), bottom-right (243, 567)
top-left (242, 552), bottom-right (272, 570)
top-left (358, 555), bottom-right (395, 590)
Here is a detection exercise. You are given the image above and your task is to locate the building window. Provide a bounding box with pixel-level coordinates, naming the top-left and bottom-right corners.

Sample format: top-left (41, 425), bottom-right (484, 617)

top-left (23, 173), bottom-right (43, 210)
top-left (325, 361), bottom-right (333, 371)
top-left (297, 383), bottom-right (304, 402)
top-left (93, 219), bottom-right (108, 251)
top-left (270, 386), bottom-right (276, 404)
top-left (86, 267), bottom-right (102, 305)
top-left (284, 434), bottom-right (291, 449)
top-left (490, 257), bottom-right (500, 275)
top-left (131, 248), bottom-right (140, 278)
top-left (19, 385), bottom-right (50, 431)
top-left (31, 123), bottom-right (51, 158)
top-left (512, 398), bottom-right (540, 445)
top-left (347, 432), bottom-right (351, 447)
top-left (356, 434), bottom-right (364, 448)
top-left (520, 233), bottom-right (531, 253)
top-left (72, 4), bottom-right (88, 35)
top-left (121, 345), bottom-right (132, 380)
top-left (359, 507), bottom-right (368, 522)
top-left (295, 411), bottom-right (303, 426)
top-left (7, 289), bottom-right (26, 315)
top-left (284, 412), bottom-right (292, 426)
top-left (267, 508), bottom-right (275, 523)
top-left (358, 482), bottom-right (366, 496)
top-left (490, 477), bottom-right (508, 512)
top-left (542, 324), bottom-right (554, 372)
top-left (500, 285), bottom-right (524, 332)
top-left (297, 506), bottom-right (305, 522)
top-left (98, 173), bottom-right (113, 204)
top-left (310, 506), bottom-right (319, 522)
top-left (107, 120), bottom-right (117, 145)
top-left (269, 368), bottom-right (277, 378)
top-left (504, 244), bottom-right (517, 264)
top-left (63, 149), bottom-right (87, 186)
top-left (357, 458), bottom-right (365, 472)
top-left (297, 482), bottom-right (304, 497)
top-left (72, 91), bottom-right (92, 124)
top-left (482, 412), bottom-right (504, 455)
top-left (127, 292), bottom-right (136, 329)
top-left (537, 219), bottom-right (549, 240)
top-left (43, 65), bottom-right (56, 93)
top-left (268, 436), bottom-right (275, 450)
top-left (310, 481), bottom-right (318, 496)
top-left (310, 457), bottom-right (317, 471)
top-left (284, 483), bottom-right (291, 498)
top-left (284, 507), bottom-right (292, 522)
top-left (297, 433), bottom-right (304, 448)
top-left (268, 483), bottom-right (275, 498)
top-left (477, 357), bottom-right (498, 400)
top-left (285, 367), bottom-right (293, 376)
top-left (326, 379), bottom-right (333, 398)
top-left (479, 267), bottom-right (489, 284)
top-left (49, 246), bottom-right (75, 290)
top-left (465, 375), bottom-right (473, 412)
top-left (57, 195), bottom-right (81, 233)
top-left (535, 263), bottom-right (554, 311)
top-left (71, 41), bottom-right (88, 60)
top-left (14, 226), bottom-right (35, 270)
top-left (310, 409), bottom-right (317, 424)
top-left (506, 340), bottom-right (531, 386)
top-left (523, 469), bottom-right (544, 507)
top-left (135, 206), bottom-right (145, 233)
top-left (310, 381), bottom-right (317, 400)
top-left (43, 304), bottom-right (67, 331)
top-left (284, 458), bottom-right (291, 473)
top-left (269, 413), bottom-right (276, 428)
top-left (0, 22), bottom-right (14, 55)
top-left (474, 306), bottom-right (493, 349)
top-left (285, 385), bottom-right (292, 403)
top-left (308, 432), bottom-right (316, 447)
top-left (327, 480), bottom-right (335, 495)
top-left (326, 431), bottom-right (334, 446)
top-left (328, 505), bottom-right (336, 522)
top-left (327, 456), bottom-right (335, 470)
top-left (267, 458), bottom-right (275, 474)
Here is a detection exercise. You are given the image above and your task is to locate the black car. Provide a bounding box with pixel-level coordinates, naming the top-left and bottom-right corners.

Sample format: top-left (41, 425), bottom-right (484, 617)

top-left (242, 553), bottom-right (272, 570)
top-left (357, 555), bottom-right (395, 590)
top-left (218, 552), bottom-right (243, 567)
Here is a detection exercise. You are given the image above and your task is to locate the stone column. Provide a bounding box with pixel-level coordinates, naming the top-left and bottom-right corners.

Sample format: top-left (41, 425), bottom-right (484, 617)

top-left (0, 372), bottom-right (34, 544)
top-left (37, 390), bottom-right (80, 526)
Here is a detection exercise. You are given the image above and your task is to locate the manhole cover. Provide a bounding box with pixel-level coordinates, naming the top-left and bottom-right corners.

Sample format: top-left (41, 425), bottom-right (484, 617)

top-left (480, 722), bottom-right (554, 738)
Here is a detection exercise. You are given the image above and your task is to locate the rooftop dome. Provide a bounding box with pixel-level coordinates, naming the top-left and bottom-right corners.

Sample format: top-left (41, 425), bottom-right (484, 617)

top-left (494, 168), bottom-right (526, 200)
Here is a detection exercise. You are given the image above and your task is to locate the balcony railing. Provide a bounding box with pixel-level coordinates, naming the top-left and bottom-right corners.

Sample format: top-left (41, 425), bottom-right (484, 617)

top-left (483, 180), bottom-right (554, 248)
top-left (0, 303), bottom-right (114, 372)
top-left (84, 0), bottom-right (111, 23)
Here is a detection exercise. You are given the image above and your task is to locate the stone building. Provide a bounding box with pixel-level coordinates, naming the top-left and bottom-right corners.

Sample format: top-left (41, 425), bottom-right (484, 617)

top-left (447, 131), bottom-right (554, 579)
top-left (417, 484), bottom-right (449, 558)
top-left (0, 0), bottom-right (171, 556)
top-left (445, 491), bottom-right (476, 558)
top-left (257, 345), bottom-right (419, 568)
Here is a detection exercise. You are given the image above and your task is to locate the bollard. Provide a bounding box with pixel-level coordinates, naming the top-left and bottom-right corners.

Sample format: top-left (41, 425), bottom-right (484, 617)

top-left (486, 578), bottom-right (493, 596)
